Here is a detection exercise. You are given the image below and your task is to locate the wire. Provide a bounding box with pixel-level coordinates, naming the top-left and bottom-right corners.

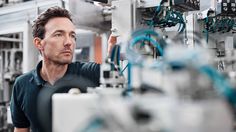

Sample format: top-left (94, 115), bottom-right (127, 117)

top-left (142, 3), bottom-right (185, 33)
top-left (126, 29), bottom-right (165, 65)
top-left (127, 62), bottom-right (132, 96)
top-left (205, 16), bottom-right (236, 34)
top-left (120, 63), bottom-right (129, 75)
top-left (130, 35), bottom-right (163, 56)
top-left (149, 1), bottom-right (163, 28)
top-left (110, 45), bottom-right (121, 71)
top-left (199, 65), bottom-right (236, 107)
top-left (131, 29), bottom-right (160, 38)
top-left (166, 55), bottom-right (236, 107)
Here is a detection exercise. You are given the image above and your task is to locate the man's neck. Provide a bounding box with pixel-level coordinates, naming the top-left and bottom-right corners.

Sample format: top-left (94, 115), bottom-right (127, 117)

top-left (40, 60), bottom-right (68, 85)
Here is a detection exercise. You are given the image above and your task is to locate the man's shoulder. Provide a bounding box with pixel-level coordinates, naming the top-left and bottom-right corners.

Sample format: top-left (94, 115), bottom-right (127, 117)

top-left (70, 61), bottom-right (100, 86)
top-left (70, 61), bottom-right (94, 65)
top-left (15, 70), bottom-right (35, 85)
top-left (70, 61), bottom-right (99, 69)
top-left (12, 70), bottom-right (36, 95)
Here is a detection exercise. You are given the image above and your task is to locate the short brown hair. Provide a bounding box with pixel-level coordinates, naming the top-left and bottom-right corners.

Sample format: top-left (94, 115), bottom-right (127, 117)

top-left (32, 6), bottom-right (73, 39)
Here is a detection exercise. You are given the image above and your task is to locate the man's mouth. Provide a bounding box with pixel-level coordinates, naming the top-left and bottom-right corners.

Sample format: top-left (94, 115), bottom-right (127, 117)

top-left (61, 50), bottom-right (72, 55)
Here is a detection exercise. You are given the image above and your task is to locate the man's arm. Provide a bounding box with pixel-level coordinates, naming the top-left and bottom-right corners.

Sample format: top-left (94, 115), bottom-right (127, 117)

top-left (11, 80), bottom-right (30, 131)
top-left (107, 35), bottom-right (117, 56)
top-left (14, 128), bottom-right (29, 132)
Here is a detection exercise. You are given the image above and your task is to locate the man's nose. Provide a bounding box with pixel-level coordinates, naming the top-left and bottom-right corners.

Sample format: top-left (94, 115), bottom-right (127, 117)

top-left (64, 35), bottom-right (74, 47)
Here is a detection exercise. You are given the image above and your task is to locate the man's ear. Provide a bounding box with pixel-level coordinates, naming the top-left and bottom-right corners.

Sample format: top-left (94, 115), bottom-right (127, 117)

top-left (33, 37), bottom-right (43, 51)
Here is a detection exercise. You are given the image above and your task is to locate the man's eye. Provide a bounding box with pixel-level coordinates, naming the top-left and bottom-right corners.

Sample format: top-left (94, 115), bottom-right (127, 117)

top-left (71, 35), bottom-right (77, 40)
top-left (55, 33), bottom-right (62, 37)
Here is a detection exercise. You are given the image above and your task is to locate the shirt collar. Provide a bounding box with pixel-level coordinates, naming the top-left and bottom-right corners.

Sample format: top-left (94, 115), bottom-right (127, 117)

top-left (31, 61), bottom-right (74, 86)
top-left (32, 61), bottom-right (46, 86)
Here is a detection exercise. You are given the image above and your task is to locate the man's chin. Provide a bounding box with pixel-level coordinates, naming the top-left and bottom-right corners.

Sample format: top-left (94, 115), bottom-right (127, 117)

top-left (56, 59), bottom-right (72, 65)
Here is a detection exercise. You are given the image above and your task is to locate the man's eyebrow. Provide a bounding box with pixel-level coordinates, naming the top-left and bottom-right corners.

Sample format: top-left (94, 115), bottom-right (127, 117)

top-left (52, 30), bottom-right (65, 34)
top-left (52, 30), bottom-right (76, 35)
top-left (71, 31), bottom-right (76, 35)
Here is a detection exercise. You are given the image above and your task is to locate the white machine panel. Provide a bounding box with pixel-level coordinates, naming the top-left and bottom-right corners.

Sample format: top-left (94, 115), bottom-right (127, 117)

top-left (111, 0), bottom-right (133, 41)
top-left (52, 93), bottom-right (98, 132)
top-left (136, 0), bottom-right (168, 8)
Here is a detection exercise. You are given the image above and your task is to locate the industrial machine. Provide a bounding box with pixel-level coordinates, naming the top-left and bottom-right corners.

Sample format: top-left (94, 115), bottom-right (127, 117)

top-left (0, 0), bottom-right (236, 132)
top-left (51, 0), bottom-right (236, 132)
top-left (49, 0), bottom-right (236, 132)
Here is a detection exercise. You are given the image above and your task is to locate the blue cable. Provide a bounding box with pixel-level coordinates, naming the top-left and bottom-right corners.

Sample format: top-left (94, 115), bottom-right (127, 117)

top-left (110, 45), bottom-right (116, 71)
top-left (130, 35), bottom-right (163, 56)
top-left (127, 62), bottom-right (132, 96)
top-left (126, 29), bottom-right (165, 65)
top-left (167, 59), bottom-right (236, 107)
top-left (110, 45), bottom-right (121, 71)
top-left (117, 46), bottom-right (120, 67)
top-left (131, 29), bottom-right (160, 38)
top-left (150, 4), bottom-right (162, 28)
top-left (205, 17), bottom-right (209, 43)
top-left (120, 63), bottom-right (129, 75)
top-left (199, 65), bottom-right (236, 107)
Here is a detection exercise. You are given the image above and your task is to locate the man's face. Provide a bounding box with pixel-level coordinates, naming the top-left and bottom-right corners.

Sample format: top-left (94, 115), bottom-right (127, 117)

top-left (40, 17), bottom-right (76, 64)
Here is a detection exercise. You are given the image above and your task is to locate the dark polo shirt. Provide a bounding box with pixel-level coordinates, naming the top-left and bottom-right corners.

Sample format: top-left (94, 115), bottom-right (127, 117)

top-left (10, 61), bottom-right (100, 132)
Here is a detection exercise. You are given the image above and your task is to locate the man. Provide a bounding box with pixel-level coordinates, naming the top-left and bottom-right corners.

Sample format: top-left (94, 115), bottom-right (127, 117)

top-left (10, 6), bottom-right (114, 132)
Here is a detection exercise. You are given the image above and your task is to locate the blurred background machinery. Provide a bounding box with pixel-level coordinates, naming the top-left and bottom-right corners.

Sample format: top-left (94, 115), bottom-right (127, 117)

top-left (0, 0), bottom-right (236, 132)
top-left (51, 0), bottom-right (236, 132)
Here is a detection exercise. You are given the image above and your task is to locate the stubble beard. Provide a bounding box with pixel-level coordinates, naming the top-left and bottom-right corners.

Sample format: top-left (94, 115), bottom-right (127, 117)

top-left (47, 54), bottom-right (73, 65)
top-left (56, 56), bottom-right (73, 65)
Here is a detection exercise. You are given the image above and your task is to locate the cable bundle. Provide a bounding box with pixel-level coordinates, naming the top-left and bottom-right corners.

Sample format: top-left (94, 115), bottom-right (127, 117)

top-left (126, 29), bottom-right (165, 65)
top-left (141, 6), bottom-right (186, 33)
top-left (204, 17), bottom-right (236, 33)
